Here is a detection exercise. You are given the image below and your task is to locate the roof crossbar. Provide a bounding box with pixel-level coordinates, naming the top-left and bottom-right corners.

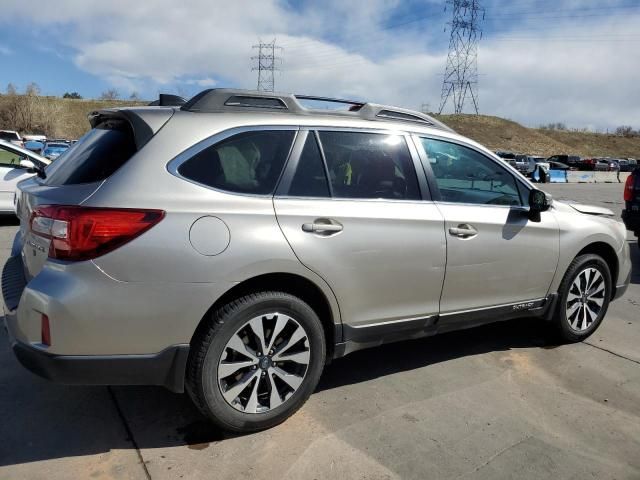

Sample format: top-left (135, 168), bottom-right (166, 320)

top-left (180, 88), bottom-right (453, 132)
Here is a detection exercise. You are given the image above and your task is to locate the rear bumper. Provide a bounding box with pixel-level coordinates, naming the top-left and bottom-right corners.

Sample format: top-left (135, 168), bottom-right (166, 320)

top-left (2, 253), bottom-right (192, 392)
top-left (2, 246), bottom-right (233, 391)
top-left (621, 209), bottom-right (640, 233)
top-left (11, 340), bottom-right (189, 393)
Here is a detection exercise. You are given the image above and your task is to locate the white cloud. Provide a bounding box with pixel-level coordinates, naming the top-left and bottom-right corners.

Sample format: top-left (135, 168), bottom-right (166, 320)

top-left (0, 45), bottom-right (12, 55)
top-left (0, 0), bottom-right (638, 129)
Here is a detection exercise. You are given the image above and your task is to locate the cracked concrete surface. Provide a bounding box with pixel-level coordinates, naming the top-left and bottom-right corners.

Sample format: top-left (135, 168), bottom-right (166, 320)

top-left (1, 183), bottom-right (638, 479)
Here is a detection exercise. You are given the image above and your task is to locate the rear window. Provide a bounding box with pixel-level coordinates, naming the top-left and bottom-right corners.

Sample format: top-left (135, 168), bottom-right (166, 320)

top-left (43, 121), bottom-right (136, 185)
top-left (178, 130), bottom-right (295, 195)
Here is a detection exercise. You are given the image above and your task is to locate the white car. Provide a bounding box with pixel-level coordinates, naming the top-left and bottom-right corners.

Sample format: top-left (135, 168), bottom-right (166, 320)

top-left (0, 130), bottom-right (23, 147)
top-left (0, 139), bottom-right (50, 213)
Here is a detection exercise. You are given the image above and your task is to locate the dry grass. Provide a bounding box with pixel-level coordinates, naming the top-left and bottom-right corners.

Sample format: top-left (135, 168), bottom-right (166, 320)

top-left (0, 95), bottom-right (144, 139)
top-left (435, 114), bottom-right (640, 158)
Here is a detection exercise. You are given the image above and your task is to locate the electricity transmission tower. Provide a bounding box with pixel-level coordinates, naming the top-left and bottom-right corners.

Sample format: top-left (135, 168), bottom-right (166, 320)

top-left (252, 39), bottom-right (283, 92)
top-left (438, 0), bottom-right (484, 114)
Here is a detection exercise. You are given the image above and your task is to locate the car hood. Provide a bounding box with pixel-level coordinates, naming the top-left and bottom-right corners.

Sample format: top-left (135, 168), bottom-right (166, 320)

top-left (566, 202), bottom-right (615, 217)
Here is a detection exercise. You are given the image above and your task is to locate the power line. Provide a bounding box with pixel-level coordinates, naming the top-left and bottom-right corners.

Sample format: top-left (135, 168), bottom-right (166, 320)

top-left (252, 39), bottom-right (283, 92)
top-left (439, 0), bottom-right (484, 115)
top-left (487, 3), bottom-right (640, 18)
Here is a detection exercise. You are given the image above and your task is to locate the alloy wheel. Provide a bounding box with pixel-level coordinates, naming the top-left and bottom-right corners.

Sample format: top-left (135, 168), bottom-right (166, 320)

top-left (217, 312), bottom-right (311, 413)
top-left (565, 267), bottom-right (606, 331)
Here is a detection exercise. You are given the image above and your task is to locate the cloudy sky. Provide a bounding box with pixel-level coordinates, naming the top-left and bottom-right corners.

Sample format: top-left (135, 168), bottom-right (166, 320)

top-left (0, 0), bottom-right (638, 129)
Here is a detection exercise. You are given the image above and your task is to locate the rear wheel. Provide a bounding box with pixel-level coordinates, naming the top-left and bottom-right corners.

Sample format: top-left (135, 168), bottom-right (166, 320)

top-left (186, 291), bottom-right (325, 432)
top-left (552, 254), bottom-right (611, 343)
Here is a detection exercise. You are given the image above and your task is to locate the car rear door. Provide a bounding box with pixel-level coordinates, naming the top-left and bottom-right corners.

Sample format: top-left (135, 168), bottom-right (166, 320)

top-left (414, 135), bottom-right (559, 328)
top-left (274, 129), bottom-right (446, 331)
top-left (0, 144), bottom-right (34, 212)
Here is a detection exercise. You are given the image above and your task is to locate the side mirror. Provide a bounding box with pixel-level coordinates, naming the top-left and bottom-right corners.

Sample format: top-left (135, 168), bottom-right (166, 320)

top-left (19, 159), bottom-right (36, 172)
top-left (528, 189), bottom-right (551, 221)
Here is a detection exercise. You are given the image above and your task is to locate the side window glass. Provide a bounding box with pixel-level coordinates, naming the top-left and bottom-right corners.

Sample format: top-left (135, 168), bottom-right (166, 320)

top-left (421, 138), bottom-right (522, 206)
top-left (288, 134), bottom-right (330, 197)
top-left (0, 148), bottom-right (23, 168)
top-left (318, 131), bottom-right (420, 200)
top-left (178, 130), bottom-right (295, 195)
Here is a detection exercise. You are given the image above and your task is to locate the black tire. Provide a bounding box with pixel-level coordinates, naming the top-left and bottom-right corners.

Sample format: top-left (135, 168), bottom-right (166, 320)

top-left (186, 291), bottom-right (326, 432)
top-left (552, 254), bottom-right (612, 343)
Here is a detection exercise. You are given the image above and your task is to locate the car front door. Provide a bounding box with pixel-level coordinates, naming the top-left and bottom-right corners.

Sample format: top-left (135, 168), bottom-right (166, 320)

top-left (414, 135), bottom-right (559, 328)
top-left (0, 144), bottom-right (34, 212)
top-left (274, 129), bottom-right (446, 333)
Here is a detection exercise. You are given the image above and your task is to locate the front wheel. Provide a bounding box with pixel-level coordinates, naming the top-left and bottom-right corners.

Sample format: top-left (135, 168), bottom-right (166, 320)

top-left (552, 254), bottom-right (612, 343)
top-left (186, 291), bottom-right (326, 432)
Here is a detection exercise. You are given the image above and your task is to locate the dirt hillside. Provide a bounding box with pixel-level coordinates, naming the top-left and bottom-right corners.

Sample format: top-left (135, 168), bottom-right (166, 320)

top-left (0, 95), bottom-right (145, 139)
top-left (436, 114), bottom-right (640, 158)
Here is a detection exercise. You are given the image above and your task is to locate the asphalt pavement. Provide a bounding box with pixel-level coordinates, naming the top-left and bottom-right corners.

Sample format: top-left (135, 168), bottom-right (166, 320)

top-left (0, 183), bottom-right (638, 480)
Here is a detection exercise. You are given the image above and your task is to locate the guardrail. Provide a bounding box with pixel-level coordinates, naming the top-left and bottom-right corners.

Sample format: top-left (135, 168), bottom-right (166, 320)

top-left (534, 171), bottom-right (629, 184)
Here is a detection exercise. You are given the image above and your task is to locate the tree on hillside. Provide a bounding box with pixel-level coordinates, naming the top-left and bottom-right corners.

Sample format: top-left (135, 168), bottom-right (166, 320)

top-left (100, 89), bottom-right (120, 100)
top-left (129, 91), bottom-right (141, 101)
top-left (539, 122), bottom-right (567, 131)
top-left (63, 92), bottom-right (83, 99)
top-left (615, 125), bottom-right (636, 137)
top-left (25, 82), bottom-right (41, 96)
top-left (6, 83), bottom-right (17, 96)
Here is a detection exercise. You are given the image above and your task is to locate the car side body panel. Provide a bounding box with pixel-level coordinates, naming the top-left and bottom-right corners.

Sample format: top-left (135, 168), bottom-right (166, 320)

top-left (2, 104), bottom-right (632, 394)
top-left (547, 200), bottom-right (631, 295)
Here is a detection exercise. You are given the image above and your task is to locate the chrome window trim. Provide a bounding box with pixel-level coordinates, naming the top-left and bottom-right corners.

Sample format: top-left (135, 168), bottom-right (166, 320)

top-left (166, 125), bottom-right (299, 198)
top-left (273, 195), bottom-right (436, 205)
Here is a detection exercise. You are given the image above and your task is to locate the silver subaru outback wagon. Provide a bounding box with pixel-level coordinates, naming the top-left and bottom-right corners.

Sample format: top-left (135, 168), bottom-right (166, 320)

top-left (2, 89), bottom-right (631, 432)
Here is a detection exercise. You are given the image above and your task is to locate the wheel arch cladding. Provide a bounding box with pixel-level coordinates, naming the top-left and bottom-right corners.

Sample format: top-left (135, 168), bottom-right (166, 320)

top-left (576, 242), bottom-right (618, 299)
top-left (190, 272), bottom-right (337, 360)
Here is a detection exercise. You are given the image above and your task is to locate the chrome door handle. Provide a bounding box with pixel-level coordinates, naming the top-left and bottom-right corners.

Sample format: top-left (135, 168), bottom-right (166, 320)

top-left (302, 221), bottom-right (343, 233)
top-left (449, 224), bottom-right (478, 238)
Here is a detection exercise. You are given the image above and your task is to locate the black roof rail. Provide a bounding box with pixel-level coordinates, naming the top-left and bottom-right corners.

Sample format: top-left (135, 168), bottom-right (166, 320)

top-left (180, 88), bottom-right (453, 132)
top-left (182, 89), bottom-right (305, 113)
top-left (148, 94), bottom-right (187, 107)
top-left (358, 103), bottom-right (454, 132)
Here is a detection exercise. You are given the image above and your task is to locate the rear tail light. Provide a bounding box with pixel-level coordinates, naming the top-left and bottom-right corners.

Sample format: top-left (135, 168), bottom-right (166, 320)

top-left (30, 206), bottom-right (165, 261)
top-left (41, 314), bottom-right (51, 346)
top-left (624, 174), bottom-right (635, 202)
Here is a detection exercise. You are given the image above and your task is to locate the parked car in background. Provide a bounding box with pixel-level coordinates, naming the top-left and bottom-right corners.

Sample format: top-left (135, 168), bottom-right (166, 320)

top-left (22, 134), bottom-right (47, 143)
top-left (548, 161), bottom-right (570, 170)
top-left (0, 139), bottom-right (49, 213)
top-left (24, 141), bottom-right (45, 155)
top-left (622, 167), bottom-right (640, 247)
top-left (608, 159), bottom-right (621, 172)
top-left (628, 159), bottom-right (638, 169)
top-left (514, 154), bottom-right (529, 173)
top-left (523, 156), bottom-right (547, 174)
top-left (618, 159), bottom-right (631, 172)
top-left (0, 130), bottom-right (23, 147)
top-left (41, 142), bottom-right (70, 160)
top-left (495, 151), bottom-right (517, 169)
top-left (595, 159), bottom-right (610, 171)
top-left (579, 158), bottom-right (597, 170)
top-left (548, 155), bottom-right (580, 169)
